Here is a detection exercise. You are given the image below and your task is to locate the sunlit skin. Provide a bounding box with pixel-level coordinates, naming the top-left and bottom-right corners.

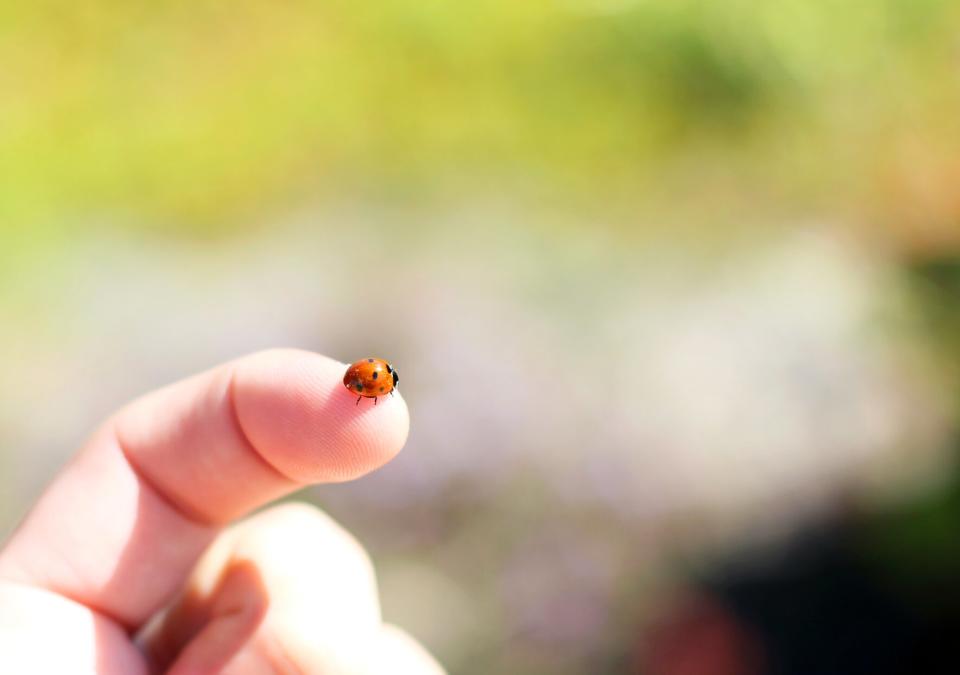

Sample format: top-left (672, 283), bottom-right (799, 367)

top-left (0, 349), bottom-right (444, 674)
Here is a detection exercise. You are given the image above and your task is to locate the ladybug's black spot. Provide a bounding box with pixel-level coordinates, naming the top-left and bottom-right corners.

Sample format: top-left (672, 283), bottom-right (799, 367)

top-left (379, 386), bottom-right (385, 392)
top-left (372, 371), bottom-right (378, 380)
top-left (355, 383), bottom-right (363, 392)
top-left (367, 358), bottom-right (374, 363)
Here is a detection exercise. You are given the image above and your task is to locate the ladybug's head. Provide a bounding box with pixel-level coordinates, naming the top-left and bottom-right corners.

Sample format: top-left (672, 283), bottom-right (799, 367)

top-left (387, 363), bottom-right (399, 388)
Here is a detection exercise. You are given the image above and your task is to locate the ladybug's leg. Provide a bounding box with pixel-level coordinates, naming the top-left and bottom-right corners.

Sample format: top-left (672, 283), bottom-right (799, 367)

top-left (390, 390), bottom-right (395, 397)
top-left (356, 396), bottom-right (361, 405)
top-left (374, 396), bottom-right (378, 406)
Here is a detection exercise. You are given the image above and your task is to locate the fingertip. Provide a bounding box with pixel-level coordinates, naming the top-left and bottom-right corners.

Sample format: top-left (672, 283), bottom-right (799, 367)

top-left (232, 349), bottom-right (410, 484)
top-left (371, 625), bottom-right (448, 675)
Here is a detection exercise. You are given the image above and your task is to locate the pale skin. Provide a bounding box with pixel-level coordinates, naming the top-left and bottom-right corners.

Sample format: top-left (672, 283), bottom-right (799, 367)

top-left (0, 349), bottom-right (446, 674)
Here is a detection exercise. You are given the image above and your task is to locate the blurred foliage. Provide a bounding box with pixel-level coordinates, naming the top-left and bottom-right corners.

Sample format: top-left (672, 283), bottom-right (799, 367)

top-left (1, 0), bottom-right (960, 253)
top-left (860, 469), bottom-right (960, 597)
top-left (855, 258), bottom-right (960, 606)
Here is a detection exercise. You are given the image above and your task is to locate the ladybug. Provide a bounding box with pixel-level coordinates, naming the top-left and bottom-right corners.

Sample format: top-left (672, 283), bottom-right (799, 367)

top-left (343, 357), bottom-right (399, 405)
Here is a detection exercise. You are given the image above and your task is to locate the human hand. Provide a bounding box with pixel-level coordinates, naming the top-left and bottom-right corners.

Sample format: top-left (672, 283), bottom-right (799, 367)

top-left (0, 349), bottom-right (445, 674)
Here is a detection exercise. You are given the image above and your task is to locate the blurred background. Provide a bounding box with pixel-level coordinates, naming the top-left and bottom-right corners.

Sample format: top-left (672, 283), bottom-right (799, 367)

top-left (3, 1), bottom-right (960, 673)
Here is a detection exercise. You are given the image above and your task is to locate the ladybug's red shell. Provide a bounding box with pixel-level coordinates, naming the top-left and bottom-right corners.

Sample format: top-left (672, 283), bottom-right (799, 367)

top-left (343, 358), bottom-right (399, 403)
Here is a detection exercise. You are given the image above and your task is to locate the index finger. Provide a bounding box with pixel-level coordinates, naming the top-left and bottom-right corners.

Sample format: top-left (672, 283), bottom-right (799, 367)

top-left (0, 349), bottom-right (409, 628)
